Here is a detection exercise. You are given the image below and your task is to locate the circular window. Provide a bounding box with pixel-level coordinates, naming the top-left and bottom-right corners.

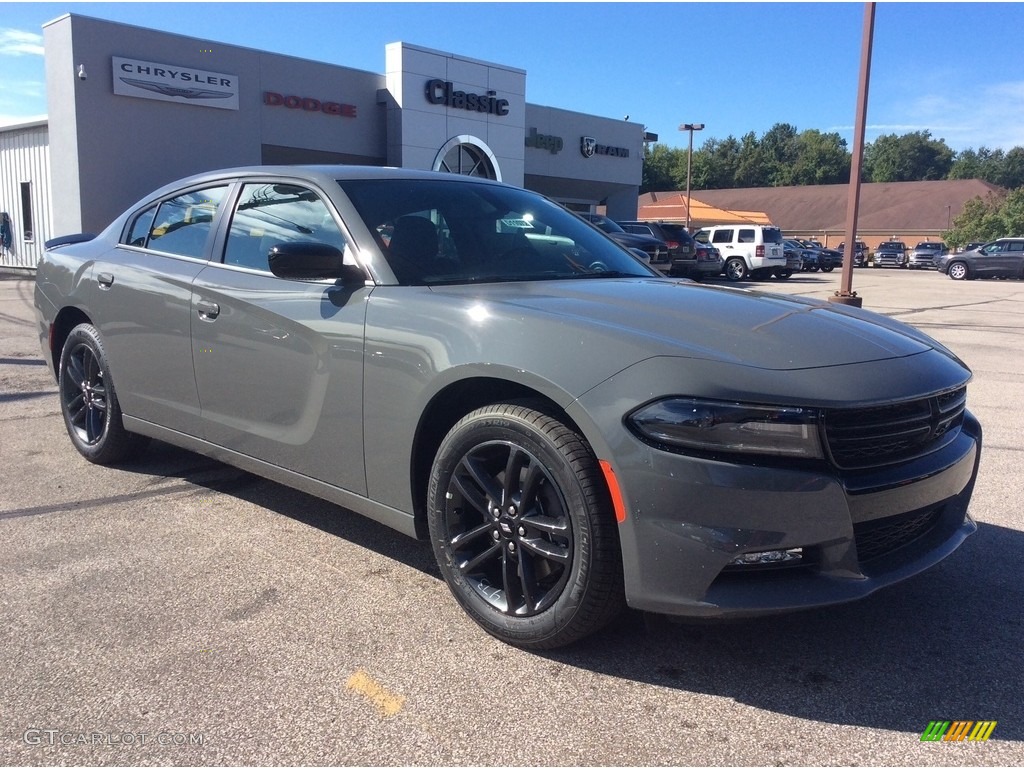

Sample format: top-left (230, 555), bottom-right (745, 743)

top-left (433, 136), bottom-right (501, 181)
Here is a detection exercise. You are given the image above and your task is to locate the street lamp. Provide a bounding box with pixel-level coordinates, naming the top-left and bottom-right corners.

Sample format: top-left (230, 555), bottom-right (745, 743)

top-left (678, 123), bottom-right (704, 231)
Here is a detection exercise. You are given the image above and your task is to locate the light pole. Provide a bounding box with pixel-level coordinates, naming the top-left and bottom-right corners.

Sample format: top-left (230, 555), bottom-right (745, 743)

top-left (678, 123), bottom-right (704, 231)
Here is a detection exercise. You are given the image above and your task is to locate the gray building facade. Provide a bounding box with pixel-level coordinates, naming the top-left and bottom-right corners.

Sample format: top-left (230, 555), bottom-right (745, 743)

top-left (0, 12), bottom-right (644, 262)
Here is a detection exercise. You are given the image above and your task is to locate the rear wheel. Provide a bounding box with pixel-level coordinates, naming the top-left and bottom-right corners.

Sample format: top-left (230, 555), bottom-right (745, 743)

top-left (428, 404), bottom-right (625, 648)
top-left (821, 265), bottom-right (834, 273)
top-left (58, 323), bottom-right (148, 464)
top-left (724, 257), bottom-right (748, 281)
top-left (948, 261), bottom-right (970, 280)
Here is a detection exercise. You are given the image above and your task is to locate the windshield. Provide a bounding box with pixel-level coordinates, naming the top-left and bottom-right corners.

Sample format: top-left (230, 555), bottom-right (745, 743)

top-left (337, 179), bottom-right (657, 285)
top-left (916, 243), bottom-right (941, 251)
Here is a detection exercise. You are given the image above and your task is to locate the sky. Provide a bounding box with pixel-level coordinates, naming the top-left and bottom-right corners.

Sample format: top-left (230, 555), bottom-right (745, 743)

top-left (2, 1), bottom-right (1024, 154)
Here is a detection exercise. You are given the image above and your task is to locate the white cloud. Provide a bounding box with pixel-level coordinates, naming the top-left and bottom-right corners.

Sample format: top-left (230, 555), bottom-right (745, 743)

top-left (830, 80), bottom-right (1024, 152)
top-left (0, 28), bottom-right (44, 57)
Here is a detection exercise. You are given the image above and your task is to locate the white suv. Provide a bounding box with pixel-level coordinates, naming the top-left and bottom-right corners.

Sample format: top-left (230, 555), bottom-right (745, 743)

top-left (696, 225), bottom-right (786, 280)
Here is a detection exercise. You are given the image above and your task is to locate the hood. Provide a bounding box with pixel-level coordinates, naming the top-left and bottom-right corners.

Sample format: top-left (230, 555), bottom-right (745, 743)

top-left (430, 278), bottom-right (945, 372)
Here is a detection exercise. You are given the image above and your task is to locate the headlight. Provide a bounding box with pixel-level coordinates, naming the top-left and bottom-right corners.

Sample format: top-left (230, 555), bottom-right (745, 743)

top-left (628, 398), bottom-right (824, 459)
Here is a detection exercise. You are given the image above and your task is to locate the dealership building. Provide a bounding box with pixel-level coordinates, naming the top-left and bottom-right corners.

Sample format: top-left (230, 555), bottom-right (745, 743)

top-left (0, 13), bottom-right (648, 270)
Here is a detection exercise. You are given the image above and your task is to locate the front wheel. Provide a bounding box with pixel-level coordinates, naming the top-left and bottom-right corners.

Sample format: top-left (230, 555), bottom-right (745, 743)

top-left (724, 257), bottom-right (748, 281)
top-left (948, 261), bottom-right (970, 280)
top-left (58, 323), bottom-right (148, 464)
top-left (821, 265), bottom-right (834, 273)
top-left (427, 404), bottom-right (625, 648)
top-left (777, 270), bottom-right (792, 279)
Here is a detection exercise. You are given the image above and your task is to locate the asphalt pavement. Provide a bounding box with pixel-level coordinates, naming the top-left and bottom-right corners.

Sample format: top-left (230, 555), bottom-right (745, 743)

top-left (1, 267), bottom-right (1022, 766)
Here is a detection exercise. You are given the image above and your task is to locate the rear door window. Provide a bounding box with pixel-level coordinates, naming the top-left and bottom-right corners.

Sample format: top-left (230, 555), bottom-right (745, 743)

top-left (146, 186), bottom-right (228, 259)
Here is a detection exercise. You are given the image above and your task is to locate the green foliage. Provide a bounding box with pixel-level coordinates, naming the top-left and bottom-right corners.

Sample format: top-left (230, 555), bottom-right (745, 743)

top-left (862, 131), bottom-right (954, 182)
top-left (944, 188), bottom-right (1024, 248)
top-left (638, 123), bottom-right (1023, 195)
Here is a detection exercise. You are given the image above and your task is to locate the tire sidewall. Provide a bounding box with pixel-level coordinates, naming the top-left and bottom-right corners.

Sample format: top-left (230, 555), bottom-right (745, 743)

top-left (58, 324), bottom-right (129, 463)
top-left (427, 407), bottom-right (603, 647)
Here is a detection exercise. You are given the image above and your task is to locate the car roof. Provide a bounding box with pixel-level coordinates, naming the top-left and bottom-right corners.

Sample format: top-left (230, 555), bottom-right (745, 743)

top-left (141, 165), bottom-right (506, 201)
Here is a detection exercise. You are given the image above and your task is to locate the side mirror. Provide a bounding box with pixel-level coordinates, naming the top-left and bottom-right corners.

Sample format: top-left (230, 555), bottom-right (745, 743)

top-left (268, 242), bottom-right (366, 283)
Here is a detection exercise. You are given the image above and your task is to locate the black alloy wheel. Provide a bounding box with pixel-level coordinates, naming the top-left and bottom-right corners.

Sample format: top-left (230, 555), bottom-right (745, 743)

top-left (58, 323), bottom-right (147, 464)
top-left (428, 404), bottom-right (624, 648)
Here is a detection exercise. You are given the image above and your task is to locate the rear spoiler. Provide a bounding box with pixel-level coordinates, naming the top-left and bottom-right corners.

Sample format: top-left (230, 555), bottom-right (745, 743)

top-left (45, 233), bottom-right (97, 250)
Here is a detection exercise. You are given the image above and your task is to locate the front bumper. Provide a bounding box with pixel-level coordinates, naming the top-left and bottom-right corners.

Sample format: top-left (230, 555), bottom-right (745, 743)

top-left (617, 412), bottom-right (980, 617)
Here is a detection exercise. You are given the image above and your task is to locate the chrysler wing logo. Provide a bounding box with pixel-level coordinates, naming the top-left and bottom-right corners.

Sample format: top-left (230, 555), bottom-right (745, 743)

top-left (119, 77), bottom-right (233, 100)
top-left (580, 137), bottom-right (597, 158)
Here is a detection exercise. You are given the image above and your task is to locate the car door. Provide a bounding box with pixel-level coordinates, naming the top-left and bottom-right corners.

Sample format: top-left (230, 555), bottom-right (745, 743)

top-left (1002, 240), bottom-right (1024, 276)
top-left (88, 183), bottom-right (230, 436)
top-left (974, 241), bottom-right (1007, 276)
top-left (190, 180), bottom-right (371, 494)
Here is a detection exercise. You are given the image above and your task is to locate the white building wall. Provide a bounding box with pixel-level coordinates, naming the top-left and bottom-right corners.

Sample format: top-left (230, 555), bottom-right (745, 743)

top-left (0, 121), bottom-right (52, 270)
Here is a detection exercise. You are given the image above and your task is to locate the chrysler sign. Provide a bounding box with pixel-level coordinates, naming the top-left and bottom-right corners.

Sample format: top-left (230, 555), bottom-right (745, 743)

top-left (113, 57), bottom-right (239, 110)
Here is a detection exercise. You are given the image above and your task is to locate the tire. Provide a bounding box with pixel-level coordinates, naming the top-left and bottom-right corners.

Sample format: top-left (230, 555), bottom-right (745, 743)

top-left (427, 403), bottom-right (625, 649)
top-left (58, 323), bottom-right (148, 464)
top-left (821, 265), bottom-right (834, 273)
top-left (777, 270), bottom-right (792, 279)
top-left (724, 257), bottom-right (748, 281)
top-left (948, 261), bottom-right (969, 281)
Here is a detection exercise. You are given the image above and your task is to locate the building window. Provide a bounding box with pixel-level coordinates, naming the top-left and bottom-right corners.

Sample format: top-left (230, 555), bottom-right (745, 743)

top-left (432, 135), bottom-right (501, 181)
top-left (20, 182), bottom-right (33, 242)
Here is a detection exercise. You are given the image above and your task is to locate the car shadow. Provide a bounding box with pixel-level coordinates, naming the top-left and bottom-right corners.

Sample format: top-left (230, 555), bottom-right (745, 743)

top-left (119, 442), bottom-right (1021, 739)
top-left (543, 520), bottom-right (1023, 740)
top-left (116, 440), bottom-right (441, 578)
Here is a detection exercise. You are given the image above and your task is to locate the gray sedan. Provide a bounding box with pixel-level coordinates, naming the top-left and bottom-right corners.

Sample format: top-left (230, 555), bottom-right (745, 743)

top-left (35, 166), bottom-right (982, 648)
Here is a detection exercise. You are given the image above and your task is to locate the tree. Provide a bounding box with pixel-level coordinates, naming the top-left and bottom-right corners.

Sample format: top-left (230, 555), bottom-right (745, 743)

top-left (790, 130), bottom-right (851, 185)
top-left (943, 188), bottom-right (1024, 248)
top-left (997, 147), bottom-right (1024, 189)
top-left (735, 131), bottom-right (769, 188)
top-left (759, 123), bottom-right (800, 186)
top-left (641, 143), bottom-right (682, 194)
top-left (863, 131), bottom-right (955, 182)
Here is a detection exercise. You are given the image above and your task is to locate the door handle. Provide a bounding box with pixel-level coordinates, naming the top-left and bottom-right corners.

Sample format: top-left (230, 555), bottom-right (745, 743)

top-left (196, 300), bottom-right (220, 320)
top-left (97, 272), bottom-right (114, 288)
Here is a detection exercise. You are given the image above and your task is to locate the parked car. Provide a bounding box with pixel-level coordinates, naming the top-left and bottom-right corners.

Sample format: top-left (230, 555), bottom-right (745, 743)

top-left (778, 242), bottom-right (803, 278)
top-left (908, 241), bottom-right (948, 270)
top-left (617, 220), bottom-right (718, 280)
top-left (696, 224), bottom-right (787, 280)
top-left (783, 239), bottom-right (814, 272)
top-left (35, 165), bottom-right (982, 649)
top-left (797, 240), bottom-right (842, 272)
top-left (579, 213), bottom-right (668, 264)
top-left (839, 240), bottom-right (870, 267)
top-left (689, 240), bottom-right (724, 280)
top-left (959, 241), bottom-right (987, 253)
top-left (937, 238), bottom-right (1024, 280)
top-left (873, 241), bottom-right (908, 269)
top-left (617, 220), bottom-right (689, 262)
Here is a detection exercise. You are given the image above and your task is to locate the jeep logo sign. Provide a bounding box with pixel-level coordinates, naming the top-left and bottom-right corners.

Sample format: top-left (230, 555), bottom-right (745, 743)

top-left (525, 127), bottom-right (563, 154)
top-left (580, 136), bottom-right (630, 159)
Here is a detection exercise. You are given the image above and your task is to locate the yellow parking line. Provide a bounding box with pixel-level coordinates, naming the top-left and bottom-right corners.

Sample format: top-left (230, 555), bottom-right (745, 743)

top-left (345, 670), bottom-right (405, 717)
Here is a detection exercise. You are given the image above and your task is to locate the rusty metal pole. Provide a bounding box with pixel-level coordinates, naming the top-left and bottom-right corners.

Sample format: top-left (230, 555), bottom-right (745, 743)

top-left (830, 2), bottom-right (875, 309)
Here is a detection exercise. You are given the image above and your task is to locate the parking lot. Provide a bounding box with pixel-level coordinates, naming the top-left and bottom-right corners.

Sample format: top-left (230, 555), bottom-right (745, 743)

top-left (1, 266), bottom-right (1022, 766)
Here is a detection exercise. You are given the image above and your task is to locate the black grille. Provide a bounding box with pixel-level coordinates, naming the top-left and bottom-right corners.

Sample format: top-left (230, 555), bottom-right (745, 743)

top-left (853, 506), bottom-right (944, 562)
top-left (824, 386), bottom-right (966, 469)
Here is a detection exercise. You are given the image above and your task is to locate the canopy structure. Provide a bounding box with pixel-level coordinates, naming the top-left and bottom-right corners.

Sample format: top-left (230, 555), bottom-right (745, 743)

top-left (636, 192), bottom-right (772, 229)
